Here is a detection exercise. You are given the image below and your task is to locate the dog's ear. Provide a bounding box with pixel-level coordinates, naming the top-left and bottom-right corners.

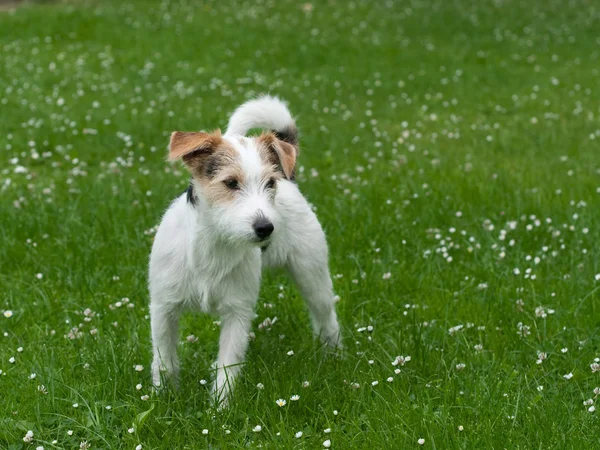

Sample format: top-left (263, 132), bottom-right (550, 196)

top-left (168, 130), bottom-right (222, 162)
top-left (259, 132), bottom-right (298, 180)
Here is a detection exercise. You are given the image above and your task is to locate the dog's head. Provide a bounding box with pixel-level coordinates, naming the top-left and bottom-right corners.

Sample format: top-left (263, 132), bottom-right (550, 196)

top-left (168, 130), bottom-right (298, 245)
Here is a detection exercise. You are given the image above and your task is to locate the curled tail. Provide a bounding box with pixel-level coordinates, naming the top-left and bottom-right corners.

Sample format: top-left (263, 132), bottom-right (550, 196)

top-left (225, 95), bottom-right (298, 146)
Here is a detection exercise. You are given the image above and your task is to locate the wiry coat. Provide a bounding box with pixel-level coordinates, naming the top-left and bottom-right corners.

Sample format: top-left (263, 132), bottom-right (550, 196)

top-left (149, 96), bottom-right (341, 405)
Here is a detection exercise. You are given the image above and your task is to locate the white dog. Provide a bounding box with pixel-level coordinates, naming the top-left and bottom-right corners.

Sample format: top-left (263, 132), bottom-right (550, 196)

top-left (149, 96), bottom-right (342, 405)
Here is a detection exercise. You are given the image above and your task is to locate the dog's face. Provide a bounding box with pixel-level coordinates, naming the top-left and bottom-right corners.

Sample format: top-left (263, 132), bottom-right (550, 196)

top-left (169, 130), bottom-right (298, 245)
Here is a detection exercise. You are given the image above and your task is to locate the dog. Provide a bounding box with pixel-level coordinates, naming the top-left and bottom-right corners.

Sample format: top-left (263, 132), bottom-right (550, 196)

top-left (149, 96), bottom-right (342, 405)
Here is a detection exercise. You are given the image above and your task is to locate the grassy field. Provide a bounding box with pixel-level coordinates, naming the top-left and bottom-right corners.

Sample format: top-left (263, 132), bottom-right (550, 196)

top-left (1, 0), bottom-right (600, 448)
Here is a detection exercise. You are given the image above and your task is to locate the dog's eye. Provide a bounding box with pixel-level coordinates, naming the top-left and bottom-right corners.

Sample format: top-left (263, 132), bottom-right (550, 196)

top-left (224, 178), bottom-right (240, 190)
top-left (265, 178), bottom-right (276, 190)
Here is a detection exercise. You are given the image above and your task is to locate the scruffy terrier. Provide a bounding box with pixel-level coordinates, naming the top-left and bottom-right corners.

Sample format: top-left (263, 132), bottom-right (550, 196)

top-left (149, 96), bottom-right (342, 405)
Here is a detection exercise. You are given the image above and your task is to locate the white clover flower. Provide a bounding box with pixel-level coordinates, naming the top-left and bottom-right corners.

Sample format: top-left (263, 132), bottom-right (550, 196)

top-left (418, 438), bottom-right (425, 445)
top-left (253, 425), bottom-right (262, 432)
top-left (295, 431), bottom-right (303, 438)
top-left (323, 439), bottom-right (331, 448)
top-left (563, 372), bottom-right (574, 380)
top-left (23, 430), bottom-right (34, 443)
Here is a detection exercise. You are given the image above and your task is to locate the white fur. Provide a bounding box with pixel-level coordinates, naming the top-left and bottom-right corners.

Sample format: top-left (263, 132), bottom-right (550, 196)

top-left (225, 95), bottom-right (295, 137)
top-left (149, 98), bottom-right (341, 406)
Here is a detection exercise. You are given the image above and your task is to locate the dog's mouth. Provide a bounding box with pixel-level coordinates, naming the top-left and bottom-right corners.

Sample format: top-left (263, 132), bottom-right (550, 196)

top-left (252, 236), bottom-right (272, 246)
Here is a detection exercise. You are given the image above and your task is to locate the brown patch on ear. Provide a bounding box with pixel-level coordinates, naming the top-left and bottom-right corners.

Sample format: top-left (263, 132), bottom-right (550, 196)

top-left (168, 130), bottom-right (223, 161)
top-left (257, 132), bottom-right (298, 180)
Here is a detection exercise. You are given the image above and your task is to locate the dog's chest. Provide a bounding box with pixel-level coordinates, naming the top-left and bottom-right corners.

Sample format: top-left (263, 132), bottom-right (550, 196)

top-left (184, 244), bottom-right (261, 313)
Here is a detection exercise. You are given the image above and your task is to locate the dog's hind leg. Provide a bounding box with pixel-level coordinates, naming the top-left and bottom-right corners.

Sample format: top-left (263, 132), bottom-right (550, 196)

top-left (150, 300), bottom-right (181, 387)
top-left (287, 245), bottom-right (342, 348)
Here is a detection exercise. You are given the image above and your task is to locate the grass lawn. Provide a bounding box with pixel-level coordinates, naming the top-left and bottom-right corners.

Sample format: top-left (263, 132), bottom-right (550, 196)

top-left (1, 0), bottom-right (600, 448)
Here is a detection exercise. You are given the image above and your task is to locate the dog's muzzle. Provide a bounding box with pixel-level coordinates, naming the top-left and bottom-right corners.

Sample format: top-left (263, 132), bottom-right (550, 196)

top-left (252, 217), bottom-right (274, 241)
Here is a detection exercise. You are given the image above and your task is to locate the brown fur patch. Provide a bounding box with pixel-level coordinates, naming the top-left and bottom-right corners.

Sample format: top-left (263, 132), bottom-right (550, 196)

top-left (256, 132), bottom-right (298, 180)
top-left (168, 130), bottom-right (223, 161)
top-left (169, 130), bottom-right (245, 205)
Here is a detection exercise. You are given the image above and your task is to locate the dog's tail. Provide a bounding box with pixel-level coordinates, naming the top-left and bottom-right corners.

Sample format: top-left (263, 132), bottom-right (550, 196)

top-left (225, 95), bottom-right (298, 146)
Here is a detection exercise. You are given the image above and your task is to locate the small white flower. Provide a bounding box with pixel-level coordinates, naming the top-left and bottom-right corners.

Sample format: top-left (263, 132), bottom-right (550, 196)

top-left (333, 410), bottom-right (338, 415)
top-left (392, 355), bottom-right (411, 366)
top-left (561, 348), bottom-right (568, 353)
top-left (29, 373), bottom-right (36, 379)
top-left (257, 383), bottom-right (265, 390)
top-left (128, 428), bottom-right (134, 433)
top-left (563, 372), bottom-right (574, 380)
top-left (136, 445), bottom-right (142, 450)
top-left (537, 386), bottom-right (544, 392)
top-left (594, 387), bottom-right (600, 395)
top-left (290, 394), bottom-right (300, 401)
top-left (394, 368), bottom-right (401, 374)
top-left (36, 273), bottom-right (43, 279)
top-left (595, 274), bottom-right (600, 281)
top-left (134, 365), bottom-right (144, 372)
top-left (591, 363), bottom-right (600, 373)
top-left (23, 430), bottom-right (34, 443)
top-left (387, 377), bottom-right (394, 382)
top-left (105, 405), bottom-right (112, 410)
top-left (202, 429), bottom-right (209, 435)
top-left (199, 379), bottom-right (207, 385)
top-left (253, 425), bottom-right (262, 432)
top-left (418, 438), bottom-right (425, 445)
top-left (324, 427), bottom-right (331, 433)
top-left (458, 425), bottom-right (464, 431)
top-left (9, 357), bottom-right (15, 364)
top-left (276, 398), bottom-right (287, 407)
top-left (3, 310), bottom-right (13, 318)
top-left (136, 383), bottom-right (142, 390)
top-left (302, 381), bottom-right (310, 388)
top-left (141, 395), bottom-right (149, 401)
top-left (287, 350), bottom-right (294, 356)
top-left (295, 431), bottom-right (303, 438)
top-left (583, 399), bottom-right (594, 406)
top-left (589, 405), bottom-right (596, 413)
top-left (455, 363), bottom-right (466, 371)
top-left (36, 446), bottom-right (44, 450)
top-left (67, 430), bottom-right (73, 436)
top-left (73, 403), bottom-right (79, 408)
top-left (323, 439), bottom-right (331, 448)
top-left (371, 380), bottom-right (379, 386)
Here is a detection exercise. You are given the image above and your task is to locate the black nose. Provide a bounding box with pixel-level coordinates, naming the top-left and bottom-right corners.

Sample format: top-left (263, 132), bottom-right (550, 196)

top-left (253, 218), bottom-right (274, 240)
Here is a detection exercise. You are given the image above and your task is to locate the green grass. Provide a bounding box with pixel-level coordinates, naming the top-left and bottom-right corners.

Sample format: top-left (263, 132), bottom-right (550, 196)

top-left (1, 0), bottom-right (600, 448)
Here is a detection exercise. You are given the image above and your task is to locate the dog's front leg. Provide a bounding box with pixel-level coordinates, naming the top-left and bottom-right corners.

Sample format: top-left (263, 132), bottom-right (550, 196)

top-left (150, 301), bottom-right (181, 387)
top-left (211, 308), bottom-right (253, 407)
